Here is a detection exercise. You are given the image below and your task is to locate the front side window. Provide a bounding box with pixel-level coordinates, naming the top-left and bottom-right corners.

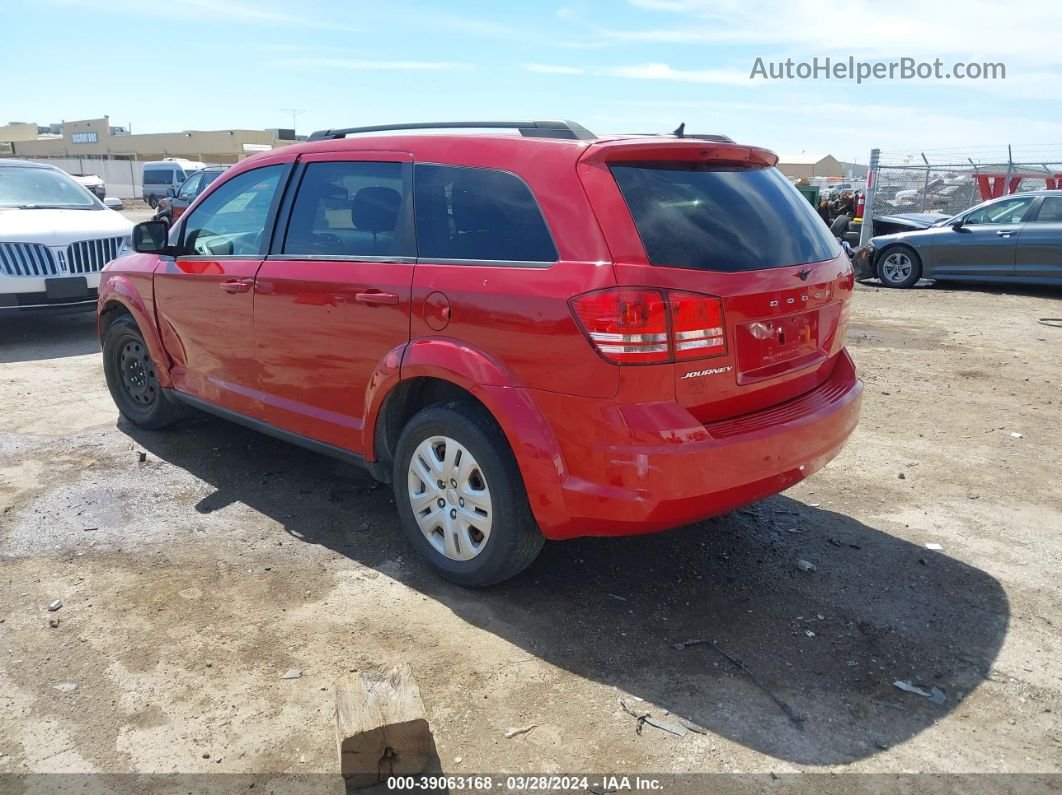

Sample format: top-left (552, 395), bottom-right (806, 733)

top-left (965, 197), bottom-right (1033, 225)
top-left (180, 165), bottom-right (283, 257)
top-left (611, 162), bottom-right (839, 272)
top-left (199, 170), bottom-right (223, 194)
top-left (1032, 196), bottom-right (1062, 223)
top-left (413, 164), bottom-right (557, 263)
top-left (176, 173), bottom-right (202, 201)
top-left (283, 161), bottom-right (409, 257)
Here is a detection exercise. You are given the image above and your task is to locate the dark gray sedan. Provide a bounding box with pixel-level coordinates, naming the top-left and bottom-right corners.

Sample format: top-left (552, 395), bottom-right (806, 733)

top-left (860, 190), bottom-right (1062, 288)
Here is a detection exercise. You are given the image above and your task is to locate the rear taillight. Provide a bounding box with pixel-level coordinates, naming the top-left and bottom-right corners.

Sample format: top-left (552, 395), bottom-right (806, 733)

top-left (669, 290), bottom-right (726, 360)
top-left (570, 288), bottom-right (726, 365)
top-left (570, 289), bottom-right (669, 364)
top-left (855, 192), bottom-right (866, 219)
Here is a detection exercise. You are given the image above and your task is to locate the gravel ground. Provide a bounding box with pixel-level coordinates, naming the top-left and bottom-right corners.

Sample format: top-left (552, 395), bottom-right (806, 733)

top-left (0, 279), bottom-right (1060, 789)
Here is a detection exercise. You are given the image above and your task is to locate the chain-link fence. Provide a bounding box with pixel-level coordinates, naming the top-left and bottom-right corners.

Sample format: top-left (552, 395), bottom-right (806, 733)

top-left (857, 144), bottom-right (1062, 246)
top-left (871, 145), bottom-right (1062, 218)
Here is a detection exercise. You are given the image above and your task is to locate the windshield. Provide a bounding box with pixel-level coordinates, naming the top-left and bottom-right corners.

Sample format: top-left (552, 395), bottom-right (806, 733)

top-left (611, 162), bottom-right (839, 272)
top-left (0, 166), bottom-right (101, 209)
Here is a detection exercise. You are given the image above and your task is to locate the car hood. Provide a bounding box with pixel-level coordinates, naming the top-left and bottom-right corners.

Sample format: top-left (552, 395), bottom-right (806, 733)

top-left (0, 208), bottom-right (133, 244)
top-left (876, 212), bottom-right (949, 229)
top-left (870, 225), bottom-right (948, 247)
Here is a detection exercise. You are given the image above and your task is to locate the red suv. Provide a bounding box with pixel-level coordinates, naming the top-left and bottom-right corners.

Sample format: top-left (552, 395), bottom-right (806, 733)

top-left (98, 120), bottom-right (862, 586)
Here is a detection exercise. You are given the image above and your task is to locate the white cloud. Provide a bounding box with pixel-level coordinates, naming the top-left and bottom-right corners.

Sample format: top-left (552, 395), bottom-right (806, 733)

top-left (525, 64), bottom-right (585, 75)
top-left (47, 0), bottom-right (353, 29)
top-left (612, 0), bottom-right (1062, 67)
top-left (597, 62), bottom-right (752, 85)
top-left (277, 58), bottom-right (472, 72)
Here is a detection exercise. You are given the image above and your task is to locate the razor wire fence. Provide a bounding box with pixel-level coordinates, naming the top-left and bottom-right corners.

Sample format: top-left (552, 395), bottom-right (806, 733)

top-left (859, 144), bottom-right (1062, 245)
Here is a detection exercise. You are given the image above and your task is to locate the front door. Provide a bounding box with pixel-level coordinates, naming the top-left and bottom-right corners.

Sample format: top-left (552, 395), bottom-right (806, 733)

top-left (252, 152), bottom-right (415, 453)
top-left (1015, 195), bottom-right (1062, 283)
top-left (154, 161), bottom-right (288, 417)
top-left (931, 195), bottom-right (1033, 279)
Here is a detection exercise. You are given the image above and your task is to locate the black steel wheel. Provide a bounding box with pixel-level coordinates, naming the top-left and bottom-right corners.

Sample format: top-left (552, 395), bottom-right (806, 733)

top-left (102, 315), bottom-right (189, 429)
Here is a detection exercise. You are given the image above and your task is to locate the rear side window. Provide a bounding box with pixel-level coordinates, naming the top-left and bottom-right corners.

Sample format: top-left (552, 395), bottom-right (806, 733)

top-left (283, 161), bottom-right (409, 257)
top-left (144, 169), bottom-right (174, 185)
top-left (1033, 196), bottom-right (1062, 223)
top-left (611, 163), bottom-right (839, 272)
top-left (414, 164), bottom-right (556, 263)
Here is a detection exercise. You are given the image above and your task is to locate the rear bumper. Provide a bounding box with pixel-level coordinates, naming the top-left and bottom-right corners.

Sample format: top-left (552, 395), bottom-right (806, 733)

top-left (515, 351), bottom-right (862, 540)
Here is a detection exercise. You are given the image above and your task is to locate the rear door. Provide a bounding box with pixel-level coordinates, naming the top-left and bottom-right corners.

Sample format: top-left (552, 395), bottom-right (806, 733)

top-left (154, 161), bottom-right (288, 416)
top-left (931, 195), bottom-right (1033, 279)
top-left (580, 142), bottom-right (854, 422)
top-left (252, 151), bottom-right (415, 453)
top-left (1015, 195), bottom-right (1062, 283)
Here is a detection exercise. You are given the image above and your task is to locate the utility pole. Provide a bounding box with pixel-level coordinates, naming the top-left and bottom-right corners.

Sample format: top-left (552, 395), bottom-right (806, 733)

top-left (280, 108), bottom-right (305, 134)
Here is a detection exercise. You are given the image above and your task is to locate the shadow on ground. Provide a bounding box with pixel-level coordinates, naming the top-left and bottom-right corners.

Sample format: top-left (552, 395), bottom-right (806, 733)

top-left (124, 412), bottom-right (1010, 767)
top-left (0, 311), bottom-right (99, 363)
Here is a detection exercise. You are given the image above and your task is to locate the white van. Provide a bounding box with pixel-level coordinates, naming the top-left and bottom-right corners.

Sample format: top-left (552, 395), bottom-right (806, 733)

top-left (141, 159), bottom-right (207, 208)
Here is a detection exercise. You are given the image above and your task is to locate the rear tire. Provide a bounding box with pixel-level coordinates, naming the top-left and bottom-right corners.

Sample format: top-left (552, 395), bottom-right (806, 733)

top-left (392, 401), bottom-right (545, 587)
top-left (877, 245), bottom-right (922, 288)
top-left (102, 315), bottom-right (189, 429)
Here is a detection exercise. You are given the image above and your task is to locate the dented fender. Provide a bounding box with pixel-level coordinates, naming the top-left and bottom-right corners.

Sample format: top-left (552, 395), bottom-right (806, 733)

top-left (97, 271), bottom-right (174, 389)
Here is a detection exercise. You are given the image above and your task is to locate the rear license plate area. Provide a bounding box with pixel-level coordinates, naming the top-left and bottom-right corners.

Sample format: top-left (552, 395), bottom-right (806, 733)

top-left (736, 310), bottom-right (823, 382)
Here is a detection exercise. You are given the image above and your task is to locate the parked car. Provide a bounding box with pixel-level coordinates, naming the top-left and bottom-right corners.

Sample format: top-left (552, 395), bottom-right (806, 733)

top-left (153, 165), bottom-right (227, 227)
top-left (846, 210), bottom-right (950, 252)
top-left (142, 159), bottom-right (207, 209)
top-left (858, 190), bottom-right (1062, 287)
top-left (0, 159), bottom-right (133, 313)
top-left (70, 172), bottom-right (106, 199)
top-left (98, 119), bottom-right (862, 586)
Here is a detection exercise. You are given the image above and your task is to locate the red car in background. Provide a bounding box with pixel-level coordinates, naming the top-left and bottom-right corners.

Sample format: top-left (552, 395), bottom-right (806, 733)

top-left (98, 120), bottom-right (862, 586)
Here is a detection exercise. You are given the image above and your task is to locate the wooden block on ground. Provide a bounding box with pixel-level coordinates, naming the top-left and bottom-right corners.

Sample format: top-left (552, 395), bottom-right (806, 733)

top-left (336, 664), bottom-right (432, 787)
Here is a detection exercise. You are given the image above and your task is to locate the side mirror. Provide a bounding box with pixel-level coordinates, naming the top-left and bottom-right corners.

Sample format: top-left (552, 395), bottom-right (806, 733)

top-left (132, 220), bottom-right (171, 254)
top-left (103, 196), bottom-right (124, 210)
top-left (166, 187), bottom-right (177, 198)
top-left (951, 218), bottom-right (965, 230)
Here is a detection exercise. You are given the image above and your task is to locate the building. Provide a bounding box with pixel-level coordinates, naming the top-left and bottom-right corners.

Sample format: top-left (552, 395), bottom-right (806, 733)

top-left (777, 153), bottom-right (845, 180)
top-left (1, 117), bottom-right (295, 164)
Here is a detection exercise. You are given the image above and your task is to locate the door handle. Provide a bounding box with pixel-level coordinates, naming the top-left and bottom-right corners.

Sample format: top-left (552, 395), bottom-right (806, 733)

top-left (354, 291), bottom-right (400, 305)
top-left (219, 279), bottom-right (252, 294)
top-left (996, 230), bottom-right (1015, 237)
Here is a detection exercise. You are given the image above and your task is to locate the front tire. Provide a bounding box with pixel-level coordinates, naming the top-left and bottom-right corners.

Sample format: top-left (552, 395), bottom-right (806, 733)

top-left (393, 401), bottom-right (545, 587)
top-left (877, 245), bottom-right (922, 288)
top-left (102, 315), bottom-right (189, 429)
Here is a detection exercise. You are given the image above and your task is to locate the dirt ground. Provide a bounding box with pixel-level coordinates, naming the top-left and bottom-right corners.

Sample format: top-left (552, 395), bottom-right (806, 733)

top-left (1, 277), bottom-right (1060, 790)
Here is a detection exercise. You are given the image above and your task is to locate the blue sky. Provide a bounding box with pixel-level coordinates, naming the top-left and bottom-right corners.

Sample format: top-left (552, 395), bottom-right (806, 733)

top-left (5, 0), bottom-right (1061, 161)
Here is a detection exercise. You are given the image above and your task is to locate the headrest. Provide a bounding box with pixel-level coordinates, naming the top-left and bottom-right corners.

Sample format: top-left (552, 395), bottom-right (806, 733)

top-left (351, 186), bottom-right (401, 233)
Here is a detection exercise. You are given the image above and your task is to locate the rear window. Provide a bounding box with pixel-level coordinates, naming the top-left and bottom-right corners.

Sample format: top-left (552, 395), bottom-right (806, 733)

top-left (413, 164), bottom-right (557, 263)
top-left (611, 163), bottom-right (839, 272)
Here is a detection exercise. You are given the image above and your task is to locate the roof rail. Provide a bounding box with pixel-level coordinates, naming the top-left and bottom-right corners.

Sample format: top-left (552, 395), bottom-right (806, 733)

top-left (307, 120), bottom-right (596, 142)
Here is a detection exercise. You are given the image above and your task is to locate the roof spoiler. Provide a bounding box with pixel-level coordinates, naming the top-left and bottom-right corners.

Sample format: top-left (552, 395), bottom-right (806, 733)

top-left (580, 139), bottom-right (778, 167)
